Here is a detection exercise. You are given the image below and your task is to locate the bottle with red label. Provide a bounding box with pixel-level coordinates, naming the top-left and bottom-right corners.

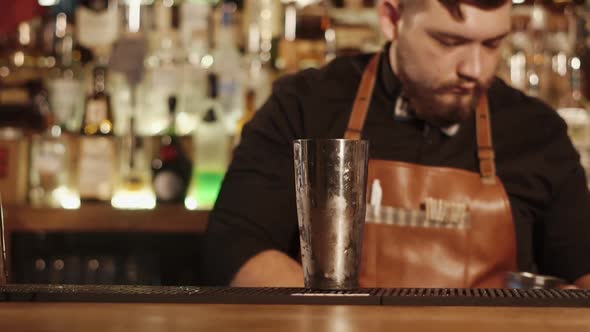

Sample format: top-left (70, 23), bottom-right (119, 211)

top-left (151, 95), bottom-right (192, 203)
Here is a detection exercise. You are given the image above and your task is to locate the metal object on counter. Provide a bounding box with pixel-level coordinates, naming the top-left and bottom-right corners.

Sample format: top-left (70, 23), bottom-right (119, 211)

top-left (506, 272), bottom-right (566, 289)
top-left (294, 139), bottom-right (369, 290)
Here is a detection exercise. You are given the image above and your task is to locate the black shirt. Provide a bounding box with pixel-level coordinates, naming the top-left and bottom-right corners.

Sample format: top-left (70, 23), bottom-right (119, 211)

top-left (201, 49), bottom-right (590, 285)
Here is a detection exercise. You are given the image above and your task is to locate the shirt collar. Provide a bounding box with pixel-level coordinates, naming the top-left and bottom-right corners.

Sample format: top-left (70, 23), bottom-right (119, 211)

top-left (381, 43), bottom-right (461, 137)
top-left (393, 97), bottom-right (460, 137)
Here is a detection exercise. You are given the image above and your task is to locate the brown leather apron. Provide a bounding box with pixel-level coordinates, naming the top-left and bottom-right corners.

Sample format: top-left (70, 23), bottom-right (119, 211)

top-left (345, 53), bottom-right (517, 288)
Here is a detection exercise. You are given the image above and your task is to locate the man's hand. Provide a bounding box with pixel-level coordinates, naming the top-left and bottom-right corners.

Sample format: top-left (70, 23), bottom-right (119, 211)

top-left (560, 274), bottom-right (590, 289)
top-left (574, 273), bottom-right (590, 289)
top-left (230, 250), bottom-right (304, 287)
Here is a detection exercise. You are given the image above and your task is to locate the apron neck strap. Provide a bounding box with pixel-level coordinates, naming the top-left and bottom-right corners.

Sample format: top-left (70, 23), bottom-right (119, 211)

top-left (475, 94), bottom-right (496, 184)
top-left (344, 53), bottom-right (381, 140)
top-left (344, 52), bottom-right (497, 184)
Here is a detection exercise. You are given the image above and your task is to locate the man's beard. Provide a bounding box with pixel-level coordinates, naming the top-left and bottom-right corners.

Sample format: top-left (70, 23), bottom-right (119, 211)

top-left (396, 64), bottom-right (488, 128)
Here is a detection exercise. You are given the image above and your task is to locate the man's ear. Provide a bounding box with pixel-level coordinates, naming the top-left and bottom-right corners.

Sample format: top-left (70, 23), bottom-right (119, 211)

top-left (378, 0), bottom-right (401, 41)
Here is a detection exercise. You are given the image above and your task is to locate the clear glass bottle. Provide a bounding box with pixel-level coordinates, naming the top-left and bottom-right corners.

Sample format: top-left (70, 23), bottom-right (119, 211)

top-left (47, 12), bottom-right (84, 133)
top-left (142, 0), bottom-right (184, 136)
top-left (185, 74), bottom-right (230, 210)
top-left (29, 88), bottom-right (80, 209)
top-left (109, 0), bottom-right (154, 209)
top-left (76, 0), bottom-right (120, 55)
top-left (109, 0), bottom-right (151, 137)
top-left (242, 0), bottom-right (282, 65)
top-left (211, 2), bottom-right (244, 135)
top-left (111, 132), bottom-right (156, 210)
top-left (181, 0), bottom-right (216, 61)
top-left (233, 18), bottom-right (271, 146)
top-left (244, 19), bottom-right (272, 109)
top-left (178, 0), bottom-right (214, 136)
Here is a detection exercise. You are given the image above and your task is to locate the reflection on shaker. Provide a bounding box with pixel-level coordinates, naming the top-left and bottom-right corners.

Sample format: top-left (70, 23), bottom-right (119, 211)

top-left (370, 179), bottom-right (382, 208)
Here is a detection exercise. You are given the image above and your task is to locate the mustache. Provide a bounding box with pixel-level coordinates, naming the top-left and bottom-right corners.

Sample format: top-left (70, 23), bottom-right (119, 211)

top-left (435, 80), bottom-right (489, 94)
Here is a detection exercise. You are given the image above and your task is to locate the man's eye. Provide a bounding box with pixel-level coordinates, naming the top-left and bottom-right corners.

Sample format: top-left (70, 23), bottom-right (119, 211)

top-left (436, 38), bottom-right (462, 47)
top-left (483, 40), bottom-right (502, 50)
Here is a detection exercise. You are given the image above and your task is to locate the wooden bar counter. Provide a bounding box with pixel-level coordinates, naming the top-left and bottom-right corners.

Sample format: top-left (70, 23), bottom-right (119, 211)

top-left (1, 285), bottom-right (590, 331)
top-left (1, 302), bottom-right (590, 331)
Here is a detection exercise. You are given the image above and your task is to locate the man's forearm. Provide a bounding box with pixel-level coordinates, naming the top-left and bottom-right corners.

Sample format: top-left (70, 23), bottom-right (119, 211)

top-left (230, 250), bottom-right (304, 287)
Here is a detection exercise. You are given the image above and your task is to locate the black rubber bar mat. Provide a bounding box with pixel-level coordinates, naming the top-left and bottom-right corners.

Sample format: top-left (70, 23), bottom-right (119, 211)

top-left (0, 285), bottom-right (381, 305)
top-left (380, 288), bottom-right (590, 307)
top-left (1, 285), bottom-right (589, 307)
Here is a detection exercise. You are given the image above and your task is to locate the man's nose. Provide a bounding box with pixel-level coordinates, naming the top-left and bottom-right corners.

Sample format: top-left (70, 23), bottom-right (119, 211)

top-left (457, 45), bottom-right (483, 82)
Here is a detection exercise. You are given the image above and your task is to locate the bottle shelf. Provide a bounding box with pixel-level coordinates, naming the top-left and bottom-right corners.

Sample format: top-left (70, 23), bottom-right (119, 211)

top-left (1, 204), bottom-right (209, 284)
top-left (3, 204), bottom-right (209, 234)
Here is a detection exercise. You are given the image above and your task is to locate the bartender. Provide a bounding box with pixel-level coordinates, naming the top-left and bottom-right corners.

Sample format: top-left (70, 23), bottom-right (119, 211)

top-left (201, 0), bottom-right (590, 288)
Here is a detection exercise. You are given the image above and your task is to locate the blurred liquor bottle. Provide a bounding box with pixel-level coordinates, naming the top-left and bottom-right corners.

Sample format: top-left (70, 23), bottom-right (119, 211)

top-left (525, 2), bottom-right (551, 98)
top-left (178, 0), bottom-right (213, 135)
top-left (152, 96), bottom-right (192, 204)
top-left (242, 0), bottom-right (282, 65)
top-left (78, 65), bottom-right (117, 202)
top-left (557, 54), bottom-right (590, 150)
top-left (181, 0), bottom-right (217, 60)
top-left (278, 1), bottom-right (334, 73)
top-left (327, 0), bottom-right (381, 56)
top-left (75, 0), bottom-right (120, 134)
top-left (111, 127), bottom-right (156, 209)
top-left (0, 20), bottom-right (48, 205)
top-left (0, 20), bottom-right (47, 131)
top-left (0, 127), bottom-right (29, 205)
top-left (234, 56), bottom-right (265, 144)
top-left (143, 0), bottom-right (184, 136)
top-left (102, 0), bottom-right (152, 140)
top-left (6, 20), bottom-right (44, 84)
top-left (185, 74), bottom-right (230, 210)
top-left (235, 17), bottom-right (271, 144)
top-left (109, 0), bottom-right (155, 209)
top-left (502, 14), bottom-right (529, 91)
top-left (212, 2), bottom-right (244, 136)
top-left (577, 0), bottom-right (590, 99)
top-left (76, 0), bottom-right (120, 58)
top-left (543, 13), bottom-right (572, 108)
top-left (46, 11), bottom-right (85, 134)
top-left (29, 82), bottom-right (80, 209)
top-left (244, 3), bottom-right (272, 102)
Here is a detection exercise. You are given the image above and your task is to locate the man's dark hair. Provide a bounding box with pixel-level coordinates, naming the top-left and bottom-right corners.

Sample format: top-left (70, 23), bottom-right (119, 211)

top-left (438, 0), bottom-right (510, 20)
